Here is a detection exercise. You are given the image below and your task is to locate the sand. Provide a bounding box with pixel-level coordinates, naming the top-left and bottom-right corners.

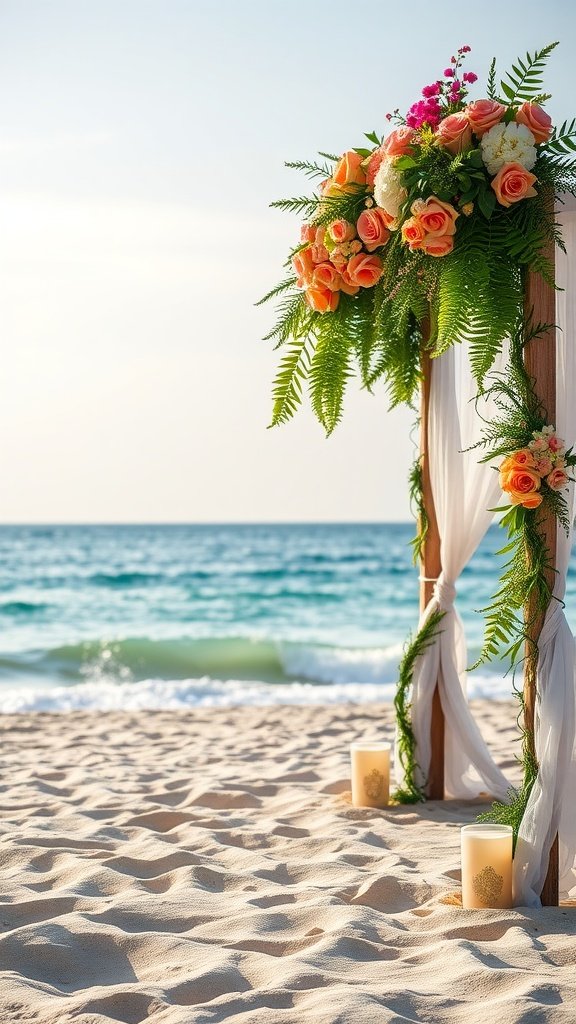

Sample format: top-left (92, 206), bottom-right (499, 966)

top-left (0, 700), bottom-right (574, 1024)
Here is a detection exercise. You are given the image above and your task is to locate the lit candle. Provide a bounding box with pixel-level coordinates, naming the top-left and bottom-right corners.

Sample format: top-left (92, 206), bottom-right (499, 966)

top-left (350, 741), bottom-right (391, 808)
top-left (461, 824), bottom-right (513, 909)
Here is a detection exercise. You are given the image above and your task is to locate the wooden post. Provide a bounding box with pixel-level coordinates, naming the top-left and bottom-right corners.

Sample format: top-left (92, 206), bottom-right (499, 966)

top-left (420, 337), bottom-right (444, 800)
top-left (523, 215), bottom-right (559, 905)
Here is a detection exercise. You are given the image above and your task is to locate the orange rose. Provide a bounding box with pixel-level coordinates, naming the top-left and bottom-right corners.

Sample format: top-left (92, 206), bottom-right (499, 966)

top-left (436, 112), bottom-right (472, 155)
top-left (292, 248), bottom-right (314, 287)
top-left (491, 162), bottom-right (537, 208)
top-left (305, 284), bottom-right (340, 313)
top-left (382, 127), bottom-right (416, 158)
top-left (328, 219), bottom-right (356, 244)
top-left (421, 234), bottom-right (454, 257)
top-left (356, 208), bottom-right (390, 251)
top-left (339, 269), bottom-right (360, 296)
top-left (311, 226), bottom-right (330, 264)
top-left (500, 466), bottom-right (542, 507)
top-left (333, 150), bottom-right (367, 189)
top-left (516, 102), bottom-right (552, 145)
top-left (346, 253), bottom-right (383, 288)
top-left (547, 467), bottom-right (569, 491)
top-left (418, 197), bottom-right (459, 237)
top-left (467, 99), bottom-right (506, 137)
top-left (500, 449), bottom-right (537, 473)
top-left (312, 262), bottom-right (341, 292)
top-left (300, 224), bottom-right (316, 244)
top-left (401, 216), bottom-right (426, 250)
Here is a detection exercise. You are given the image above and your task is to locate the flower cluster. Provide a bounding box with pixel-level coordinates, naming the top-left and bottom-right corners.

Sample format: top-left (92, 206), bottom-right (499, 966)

top-left (292, 152), bottom-right (391, 312)
top-left (499, 427), bottom-right (570, 509)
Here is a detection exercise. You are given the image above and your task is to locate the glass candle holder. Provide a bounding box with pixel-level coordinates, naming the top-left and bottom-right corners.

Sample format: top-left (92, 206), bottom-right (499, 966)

top-left (350, 741), bottom-right (391, 808)
top-left (461, 824), bottom-right (513, 909)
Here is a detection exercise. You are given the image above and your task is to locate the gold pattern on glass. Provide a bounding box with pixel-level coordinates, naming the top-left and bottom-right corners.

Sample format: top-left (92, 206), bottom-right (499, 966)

top-left (363, 768), bottom-right (384, 800)
top-left (472, 865), bottom-right (503, 905)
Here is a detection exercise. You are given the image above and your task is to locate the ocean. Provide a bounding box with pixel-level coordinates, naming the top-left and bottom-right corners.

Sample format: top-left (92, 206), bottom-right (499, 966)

top-left (0, 522), bottom-right (572, 713)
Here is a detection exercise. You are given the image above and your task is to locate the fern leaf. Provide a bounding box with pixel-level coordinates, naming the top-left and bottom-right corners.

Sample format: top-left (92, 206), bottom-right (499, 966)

top-left (500, 42), bottom-right (558, 104)
top-left (269, 335), bottom-right (312, 427)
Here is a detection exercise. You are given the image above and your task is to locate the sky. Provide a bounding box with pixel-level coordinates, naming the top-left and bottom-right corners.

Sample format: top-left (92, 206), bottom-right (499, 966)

top-left (0, 0), bottom-right (574, 522)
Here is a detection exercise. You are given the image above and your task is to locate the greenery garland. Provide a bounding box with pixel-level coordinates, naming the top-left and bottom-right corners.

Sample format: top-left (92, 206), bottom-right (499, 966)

top-left (470, 319), bottom-right (576, 839)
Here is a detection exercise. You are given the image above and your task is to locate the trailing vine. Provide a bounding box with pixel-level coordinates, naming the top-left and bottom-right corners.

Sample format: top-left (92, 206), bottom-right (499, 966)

top-left (393, 609), bottom-right (445, 803)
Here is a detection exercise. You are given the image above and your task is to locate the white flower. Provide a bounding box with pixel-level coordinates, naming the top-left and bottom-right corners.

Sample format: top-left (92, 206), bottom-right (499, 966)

top-left (480, 122), bottom-right (537, 176)
top-left (373, 158), bottom-right (406, 225)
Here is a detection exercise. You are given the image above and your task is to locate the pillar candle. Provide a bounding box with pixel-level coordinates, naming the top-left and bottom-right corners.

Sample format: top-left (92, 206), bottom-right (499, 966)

top-left (461, 824), bottom-right (513, 909)
top-left (350, 741), bottom-right (391, 808)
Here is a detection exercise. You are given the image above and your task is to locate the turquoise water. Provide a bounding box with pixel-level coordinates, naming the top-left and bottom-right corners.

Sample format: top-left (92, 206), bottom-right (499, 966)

top-left (0, 523), bottom-right (573, 711)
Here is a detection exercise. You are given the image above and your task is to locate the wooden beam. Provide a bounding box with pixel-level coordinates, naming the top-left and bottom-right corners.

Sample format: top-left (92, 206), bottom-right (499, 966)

top-left (420, 338), bottom-right (444, 800)
top-left (523, 211), bottom-right (559, 906)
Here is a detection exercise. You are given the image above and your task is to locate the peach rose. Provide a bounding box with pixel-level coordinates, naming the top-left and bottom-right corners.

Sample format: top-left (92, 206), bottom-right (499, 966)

top-left (436, 112), bottom-right (472, 155)
top-left (300, 224), bottom-right (316, 244)
top-left (467, 99), bottom-right (506, 138)
top-left (500, 449), bottom-right (537, 473)
top-left (547, 467), bottom-right (569, 491)
top-left (401, 216), bottom-right (427, 250)
top-left (364, 147), bottom-right (386, 188)
top-left (418, 197), bottom-right (459, 237)
top-left (516, 102), bottom-right (552, 145)
top-left (356, 208), bottom-right (391, 251)
top-left (548, 434), bottom-right (564, 452)
top-left (339, 269), bottom-right (360, 296)
top-left (305, 284), bottom-right (340, 313)
top-left (328, 219), bottom-right (356, 244)
top-left (491, 162), bottom-right (538, 207)
top-left (500, 466), bottom-right (542, 506)
top-left (346, 253), bottom-right (383, 288)
top-left (312, 262), bottom-right (341, 292)
top-left (421, 234), bottom-right (454, 257)
top-left (535, 458), bottom-right (553, 476)
top-left (292, 248), bottom-right (314, 287)
top-left (382, 127), bottom-right (416, 158)
top-left (333, 150), bottom-right (367, 189)
top-left (311, 226), bottom-right (330, 264)
top-left (330, 245), bottom-right (348, 271)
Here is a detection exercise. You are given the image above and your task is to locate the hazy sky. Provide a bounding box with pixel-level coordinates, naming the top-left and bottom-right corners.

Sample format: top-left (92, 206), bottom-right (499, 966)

top-left (0, 0), bottom-right (573, 522)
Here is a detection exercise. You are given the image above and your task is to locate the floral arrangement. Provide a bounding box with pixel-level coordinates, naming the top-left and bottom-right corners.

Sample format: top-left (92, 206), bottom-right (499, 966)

top-left (260, 42), bottom-right (576, 433)
top-left (499, 427), bottom-right (570, 510)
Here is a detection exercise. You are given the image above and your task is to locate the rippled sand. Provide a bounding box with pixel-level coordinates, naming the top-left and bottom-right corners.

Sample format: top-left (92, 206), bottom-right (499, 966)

top-left (0, 701), bottom-right (574, 1023)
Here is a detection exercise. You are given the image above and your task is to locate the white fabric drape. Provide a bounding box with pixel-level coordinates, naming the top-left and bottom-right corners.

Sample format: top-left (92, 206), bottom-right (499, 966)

top-left (401, 343), bottom-right (510, 802)
top-left (514, 204), bottom-right (576, 906)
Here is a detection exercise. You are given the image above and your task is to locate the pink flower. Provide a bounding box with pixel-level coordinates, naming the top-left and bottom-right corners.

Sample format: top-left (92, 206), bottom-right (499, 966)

top-left (463, 72), bottom-right (478, 84)
top-left (346, 253), bottom-right (383, 288)
top-left (382, 127), bottom-right (416, 158)
top-left (547, 468), bottom-right (569, 491)
top-left (333, 151), bottom-right (367, 189)
top-left (515, 102), bottom-right (553, 145)
top-left (491, 162), bottom-right (538, 208)
top-left (444, 68), bottom-right (454, 77)
top-left (339, 269), bottom-right (360, 296)
top-left (328, 219), bottom-right (356, 245)
top-left (418, 197), bottom-right (459, 237)
top-left (356, 208), bottom-right (391, 251)
top-left (401, 216), bottom-right (426, 251)
top-left (536, 458), bottom-right (553, 476)
top-left (436, 112), bottom-right (472, 155)
top-left (292, 248), bottom-right (314, 287)
top-left (548, 434), bottom-right (564, 452)
top-left (529, 437), bottom-right (548, 452)
top-left (422, 83), bottom-right (440, 98)
top-left (421, 234), bottom-right (454, 257)
top-left (467, 99), bottom-right (506, 137)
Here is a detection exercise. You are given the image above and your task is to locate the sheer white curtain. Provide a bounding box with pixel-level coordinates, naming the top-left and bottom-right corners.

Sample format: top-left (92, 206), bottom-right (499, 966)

top-left (514, 203), bottom-right (576, 906)
top-left (399, 342), bottom-right (510, 801)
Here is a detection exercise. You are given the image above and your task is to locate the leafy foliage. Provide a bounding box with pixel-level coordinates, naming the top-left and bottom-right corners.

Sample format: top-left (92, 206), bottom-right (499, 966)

top-left (393, 610), bottom-right (445, 803)
top-left (499, 42), bottom-right (559, 104)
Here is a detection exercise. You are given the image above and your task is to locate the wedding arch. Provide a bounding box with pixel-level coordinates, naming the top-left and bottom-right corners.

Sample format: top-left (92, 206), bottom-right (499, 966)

top-left (260, 42), bottom-right (576, 907)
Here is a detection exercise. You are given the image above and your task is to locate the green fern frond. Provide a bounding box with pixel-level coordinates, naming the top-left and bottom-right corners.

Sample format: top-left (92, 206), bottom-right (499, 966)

top-left (285, 158), bottom-right (334, 181)
top-left (256, 276), bottom-right (298, 307)
top-left (263, 292), bottom-right (310, 346)
top-left (308, 304), bottom-right (355, 435)
top-left (500, 42), bottom-right (558, 105)
top-left (487, 57), bottom-right (498, 100)
top-left (270, 195), bottom-right (320, 217)
top-left (269, 335), bottom-right (312, 427)
top-left (547, 117), bottom-right (576, 155)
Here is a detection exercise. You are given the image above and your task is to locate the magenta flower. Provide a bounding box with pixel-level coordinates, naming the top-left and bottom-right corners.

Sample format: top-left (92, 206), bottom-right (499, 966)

top-left (463, 72), bottom-right (478, 84)
top-left (444, 68), bottom-right (454, 77)
top-left (422, 83), bottom-right (440, 98)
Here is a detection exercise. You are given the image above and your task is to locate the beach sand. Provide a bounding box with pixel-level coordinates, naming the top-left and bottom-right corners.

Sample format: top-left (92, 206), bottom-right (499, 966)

top-left (0, 700), bottom-right (574, 1024)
